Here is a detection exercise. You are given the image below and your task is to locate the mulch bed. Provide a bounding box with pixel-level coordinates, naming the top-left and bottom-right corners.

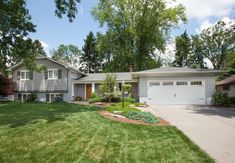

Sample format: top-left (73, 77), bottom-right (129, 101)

top-left (100, 111), bottom-right (169, 126)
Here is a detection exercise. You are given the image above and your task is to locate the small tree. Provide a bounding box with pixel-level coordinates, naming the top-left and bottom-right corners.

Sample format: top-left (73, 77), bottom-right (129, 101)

top-left (99, 74), bottom-right (120, 102)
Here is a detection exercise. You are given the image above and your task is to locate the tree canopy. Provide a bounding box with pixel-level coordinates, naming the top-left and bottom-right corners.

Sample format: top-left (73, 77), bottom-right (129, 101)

top-left (92, 0), bottom-right (186, 72)
top-left (80, 32), bottom-right (104, 73)
top-left (51, 44), bottom-right (81, 69)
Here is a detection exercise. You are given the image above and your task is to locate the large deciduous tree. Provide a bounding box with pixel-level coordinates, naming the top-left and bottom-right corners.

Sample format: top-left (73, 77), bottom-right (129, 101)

top-left (92, 0), bottom-right (186, 72)
top-left (51, 44), bottom-right (81, 69)
top-left (80, 32), bottom-right (104, 73)
top-left (0, 0), bottom-right (81, 75)
top-left (196, 20), bottom-right (235, 70)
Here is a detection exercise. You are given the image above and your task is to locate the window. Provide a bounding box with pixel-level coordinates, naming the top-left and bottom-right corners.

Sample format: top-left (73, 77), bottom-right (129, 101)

top-left (18, 93), bottom-right (31, 102)
top-left (163, 82), bottom-right (173, 86)
top-left (20, 71), bottom-right (30, 80)
top-left (46, 93), bottom-right (63, 102)
top-left (191, 81), bottom-right (202, 85)
top-left (71, 71), bottom-right (76, 78)
top-left (48, 69), bottom-right (58, 80)
top-left (149, 82), bottom-right (160, 86)
top-left (176, 81), bottom-right (187, 86)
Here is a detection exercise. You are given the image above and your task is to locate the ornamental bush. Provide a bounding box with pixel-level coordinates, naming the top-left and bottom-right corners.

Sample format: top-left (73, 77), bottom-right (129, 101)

top-left (213, 90), bottom-right (230, 106)
top-left (127, 111), bottom-right (159, 124)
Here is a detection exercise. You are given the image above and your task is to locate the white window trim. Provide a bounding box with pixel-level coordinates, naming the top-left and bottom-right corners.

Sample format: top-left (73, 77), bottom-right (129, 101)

top-left (20, 70), bottom-right (30, 80)
top-left (19, 93), bottom-right (31, 102)
top-left (48, 69), bottom-right (58, 80)
top-left (48, 93), bottom-right (62, 102)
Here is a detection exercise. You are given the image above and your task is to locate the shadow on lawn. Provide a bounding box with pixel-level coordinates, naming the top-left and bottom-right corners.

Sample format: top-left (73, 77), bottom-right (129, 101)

top-left (186, 105), bottom-right (235, 118)
top-left (0, 102), bottom-right (100, 128)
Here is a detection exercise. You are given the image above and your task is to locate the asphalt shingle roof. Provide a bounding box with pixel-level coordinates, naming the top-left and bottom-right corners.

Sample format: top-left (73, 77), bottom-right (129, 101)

top-left (216, 75), bottom-right (235, 85)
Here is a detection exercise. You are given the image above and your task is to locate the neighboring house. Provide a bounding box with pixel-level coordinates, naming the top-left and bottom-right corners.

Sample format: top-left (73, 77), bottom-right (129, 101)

top-left (10, 55), bottom-right (222, 105)
top-left (216, 75), bottom-right (235, 97)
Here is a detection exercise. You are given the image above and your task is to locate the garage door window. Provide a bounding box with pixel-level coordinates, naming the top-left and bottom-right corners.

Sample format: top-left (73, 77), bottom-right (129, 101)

top-left (176, 81), bottom-right (187, 86)
top-left (191, 81), bottom-right (202, 85)
top-left (149, 82), bottom-right (160, 86)
top-left (163, 82), bottom-right (173, 86)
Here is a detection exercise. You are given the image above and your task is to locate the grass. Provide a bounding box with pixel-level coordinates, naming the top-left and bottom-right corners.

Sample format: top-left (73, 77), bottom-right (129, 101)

top-left (105, 102), bottom-right (140, 115)
top-left (0, 102), bottom-right (214, 162)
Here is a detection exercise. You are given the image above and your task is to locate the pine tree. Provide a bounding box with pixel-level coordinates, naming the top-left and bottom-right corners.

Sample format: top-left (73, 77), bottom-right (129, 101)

top-left (80, 32), bottom-right (103, 73)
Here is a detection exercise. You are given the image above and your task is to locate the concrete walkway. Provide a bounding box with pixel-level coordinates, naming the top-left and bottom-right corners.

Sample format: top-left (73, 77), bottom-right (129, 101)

top-left (147, 105), bottom-right (235, 163)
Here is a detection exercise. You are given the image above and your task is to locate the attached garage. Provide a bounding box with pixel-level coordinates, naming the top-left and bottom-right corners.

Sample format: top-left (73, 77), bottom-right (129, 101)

top-left (133, 67), bottom-right (222, 105)
top-left (147, 80), bottom-right (205, 105)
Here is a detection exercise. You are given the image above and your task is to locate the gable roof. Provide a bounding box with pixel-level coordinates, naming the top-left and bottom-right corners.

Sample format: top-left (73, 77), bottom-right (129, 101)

top-left (133, 67), bottom-right (224, 77)
top-left (74, 72), bottom-right (138, 83)
top-left (9, 54), bottom-right (85, 75)
top-left (216, 75), bottom-right (235, 86)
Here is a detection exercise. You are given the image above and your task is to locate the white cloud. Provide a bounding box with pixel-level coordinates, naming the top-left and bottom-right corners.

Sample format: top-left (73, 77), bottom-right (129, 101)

top-left (154, 39), bottom-right (175, 66)
top-left (167, 0), bottom-right (235, 20)
top-left (196, 16), bottom-right (235, 33)
top-left (39, 40), bottom-right (49, 55)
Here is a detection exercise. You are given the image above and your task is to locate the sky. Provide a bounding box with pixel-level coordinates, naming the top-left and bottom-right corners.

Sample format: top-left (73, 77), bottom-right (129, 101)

top-left (26, 0), bottom-right (235, 55)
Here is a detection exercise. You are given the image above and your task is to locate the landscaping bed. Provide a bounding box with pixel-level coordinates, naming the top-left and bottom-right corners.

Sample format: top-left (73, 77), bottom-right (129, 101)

top-left (100, 111), bottom-right (169, 126)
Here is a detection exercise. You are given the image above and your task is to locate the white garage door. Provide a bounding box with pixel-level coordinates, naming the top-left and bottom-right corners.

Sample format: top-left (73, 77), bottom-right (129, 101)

top-left (147, 80), bottom-right (205, 105)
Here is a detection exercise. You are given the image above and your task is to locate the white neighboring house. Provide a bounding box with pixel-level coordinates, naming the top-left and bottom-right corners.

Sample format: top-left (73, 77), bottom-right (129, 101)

top-left (10, 55), bottom-right (223, 105)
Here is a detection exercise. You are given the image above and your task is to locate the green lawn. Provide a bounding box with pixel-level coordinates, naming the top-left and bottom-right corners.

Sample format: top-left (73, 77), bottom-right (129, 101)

top-left (0, 102), bottom-right (214, 162)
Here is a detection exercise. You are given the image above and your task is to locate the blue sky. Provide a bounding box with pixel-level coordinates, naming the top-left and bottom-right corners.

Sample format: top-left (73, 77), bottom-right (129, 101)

top-left (27, 0), bottom-right (235, 54)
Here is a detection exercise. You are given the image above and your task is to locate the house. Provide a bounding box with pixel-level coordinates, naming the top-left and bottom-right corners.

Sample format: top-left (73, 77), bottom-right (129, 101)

top-left (10, 54), bottom-right (222, 105)
top-left (216, 75), bottom-right (235, 97)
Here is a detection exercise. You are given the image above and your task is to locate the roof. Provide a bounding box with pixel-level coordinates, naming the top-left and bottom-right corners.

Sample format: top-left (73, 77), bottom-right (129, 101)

top-left (74, 72), bottom-right (138, 83)
top-left (9, 54), bottom-right (85, 75)
top-left (216, 75), bottom-right (235, 85)
top-left (133, 67), bottom-right (224, 77)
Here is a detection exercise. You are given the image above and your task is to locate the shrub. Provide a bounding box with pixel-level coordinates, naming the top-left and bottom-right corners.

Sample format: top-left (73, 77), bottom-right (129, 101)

top-left (26, 93), bottom-right (37, 102)
top-left (127, 111), bottom-right (159, 124)
top-left (89, 96), bottom-right (102, 103)
top-left (91, 92), bottom-right (98, 99)
top-left (213, 91), bottom-right (230, 106)
top-left (124, 94), bottom-right (135, 103)
top-left (229, 97), bottom-right (235, 105)
top-left (53, 96), bottom-right (63, 102)
top-left (74, 96), bottom-right (83, 101)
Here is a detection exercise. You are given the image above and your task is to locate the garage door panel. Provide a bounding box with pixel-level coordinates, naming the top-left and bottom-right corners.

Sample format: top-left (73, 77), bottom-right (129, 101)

top-left (147, 80), bottom-right (205, 105)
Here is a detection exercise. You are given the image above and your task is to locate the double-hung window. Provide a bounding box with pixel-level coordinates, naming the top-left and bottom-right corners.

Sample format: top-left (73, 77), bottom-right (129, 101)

top-left (20, 71), bottom-right (30, 80)
top-left (48, 69), bottom-right (58, 80)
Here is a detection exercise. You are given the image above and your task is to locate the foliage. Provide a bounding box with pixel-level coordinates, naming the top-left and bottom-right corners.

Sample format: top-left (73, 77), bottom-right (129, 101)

top-left (173, 31), bottom-right (192, 67)
top-left (134, 102), bottom-right (147, 107)
top-left (124, 95), bottom-right (136, 103)
top-left (229, 97), bottom-right (235, 105)
top-left (0, 102), bottom-right (213, 162)
top-left (88, 97), bottom-right (102, 104)
top-left (0, 0), bottom-right (81, 75)
top-left (99, 74), bottom-right (121, 102)
top-left (0, 74), bottom-right (10, 95)
top-left (123, 84), bottom-right (132, 94)
top-left (105, 102), bottom-right (140, 115)
top-left (195, 20), bottom-right (235, 69)
top-left (127, 111), bottom-right (159, 124)
top-left (213, 91), bottom-right (230, 106)
top-left (54, 0), bottom-right (81, 22)
top-left (26, 93), bottom-right (37, 102)
top-left (51, 44), bottom-right (81, 69)
top-left (89, 92), bottom-right (102, 103)
top-left (80, 31), bottom-right (104, 73)
top-left (92, 0), bottom-right (186, 72)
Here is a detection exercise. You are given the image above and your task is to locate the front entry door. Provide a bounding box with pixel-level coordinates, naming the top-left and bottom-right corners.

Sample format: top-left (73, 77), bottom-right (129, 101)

top-left (86, 84), bottom-right (92, 99)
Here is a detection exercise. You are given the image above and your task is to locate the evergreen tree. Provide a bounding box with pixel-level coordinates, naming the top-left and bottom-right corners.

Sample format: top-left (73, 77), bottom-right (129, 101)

top-left (80, 32), bottom-right (103, 73)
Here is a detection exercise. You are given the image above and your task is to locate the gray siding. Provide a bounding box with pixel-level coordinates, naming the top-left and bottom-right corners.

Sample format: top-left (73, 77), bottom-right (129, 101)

top-left (13, 59), bottom-right (68, 92)
top-left (74, 84), bottom-right (85, 99)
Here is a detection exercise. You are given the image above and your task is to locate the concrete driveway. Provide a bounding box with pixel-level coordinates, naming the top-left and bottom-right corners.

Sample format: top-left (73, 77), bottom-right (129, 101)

top-left (149, 105), bottom-right (235, 163)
